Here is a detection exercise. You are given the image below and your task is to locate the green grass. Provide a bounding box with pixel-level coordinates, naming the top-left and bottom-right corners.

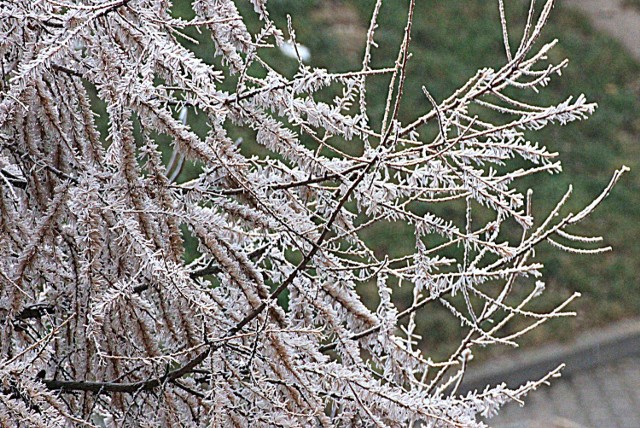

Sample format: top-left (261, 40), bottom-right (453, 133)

top-left (169, 0), bottom-right (640, 357)
top-left (623, 0), bottom-right (640, 11)
top-left (266, 0), bottom-right (640, 355)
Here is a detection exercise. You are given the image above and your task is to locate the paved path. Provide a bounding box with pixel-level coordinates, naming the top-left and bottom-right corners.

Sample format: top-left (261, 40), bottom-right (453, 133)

top-left (494, 357), bottom-right (640, 428)
top-left (563, 0), bottom-right (640, 61)
top-left (460, 318), bottom-right (640, 427)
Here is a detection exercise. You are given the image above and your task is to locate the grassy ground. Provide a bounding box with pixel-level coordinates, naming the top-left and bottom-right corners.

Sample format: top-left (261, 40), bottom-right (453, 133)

top-left (169, 0), bottom-right (640, 359)
top-left (623, 0), bottom-right (640, 11)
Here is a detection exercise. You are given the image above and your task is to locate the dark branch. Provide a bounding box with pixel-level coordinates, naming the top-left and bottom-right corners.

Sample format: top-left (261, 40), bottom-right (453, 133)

top-left (51, 64), bottom-right (85, 80)
top-left (0, 168), bottom-right (27, 190)
top-left (228, 156), bottom-right (379, 336)
top-left (219, 164), bottom-right (363, 196)
top-left (15, 304), bottom-right (55, 321)
top-left (42, 347), bottom-right (210, 393)
top-left (189, 244), bottom-right (269, 279)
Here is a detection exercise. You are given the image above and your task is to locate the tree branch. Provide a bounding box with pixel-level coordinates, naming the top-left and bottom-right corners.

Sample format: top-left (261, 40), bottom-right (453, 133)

top-left (42, 348), bottom-right (210, 393)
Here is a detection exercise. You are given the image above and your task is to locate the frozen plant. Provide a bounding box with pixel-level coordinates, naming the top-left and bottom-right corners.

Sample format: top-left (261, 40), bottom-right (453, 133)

top-left (0, 0), bottom-right (627, 426)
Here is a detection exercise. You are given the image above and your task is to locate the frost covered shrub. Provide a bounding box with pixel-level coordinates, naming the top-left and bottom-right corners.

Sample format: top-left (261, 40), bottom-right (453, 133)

top-left (0, 0), bottom-right (627, 426)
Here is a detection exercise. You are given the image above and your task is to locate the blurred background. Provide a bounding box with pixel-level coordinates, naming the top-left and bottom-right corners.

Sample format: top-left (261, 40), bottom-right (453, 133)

top-left (100, 0), bottom-right (640, 425)
top-left (162, 0), bottom-right (640, 355)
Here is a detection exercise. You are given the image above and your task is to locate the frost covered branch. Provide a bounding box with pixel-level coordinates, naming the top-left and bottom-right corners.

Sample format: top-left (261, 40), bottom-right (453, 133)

top-left (0, 0), bottom-right (626, 426)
